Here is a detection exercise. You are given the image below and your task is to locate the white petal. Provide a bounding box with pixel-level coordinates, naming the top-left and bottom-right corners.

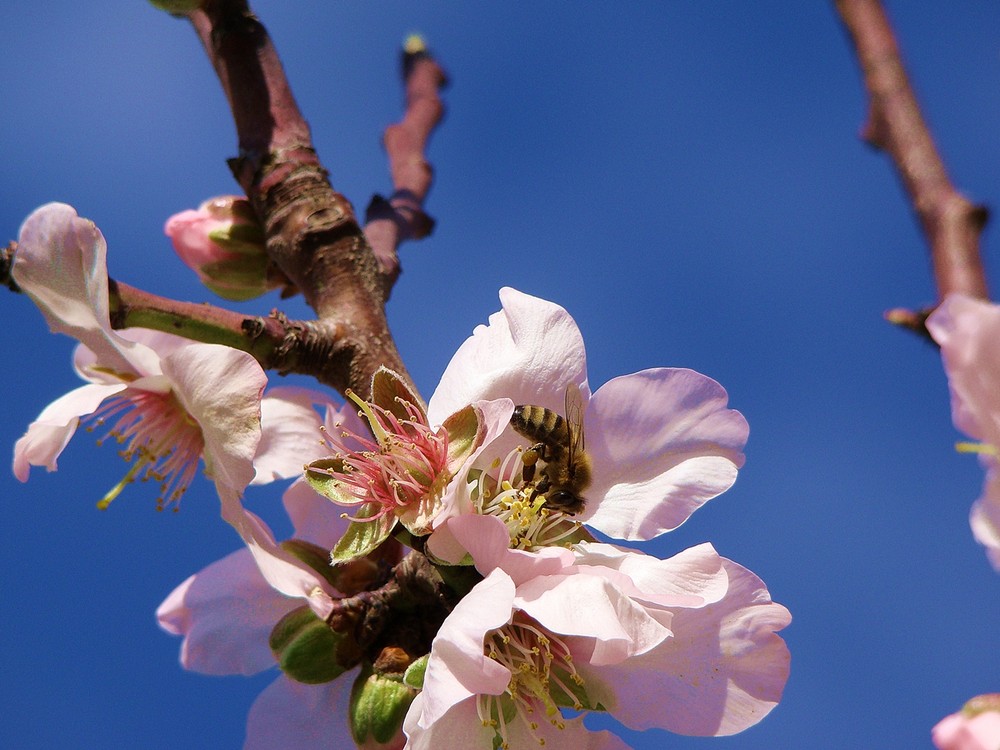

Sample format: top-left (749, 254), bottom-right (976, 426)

top-left (573, 541), bottom-right (729, 608)
top-left (589, 559), bottom-right (790, 736)
top-left (282, 478), bottom-right (351, 548)
top-left (514, 573), bottom-right (671, 666)
top-left (218, 486), bottom-right (336, 620)
top-left (428, 287), bottom-right (589, 426)
top-left (419, 570), bottom-right (515, 728)
top-left (161, 343), bottom-right (267, 494)
top-left (244, 673), bottom-right (356, 750)
top-left (14, 203), bottom-right (161, 376)
top-left (583, 368), bottom-right (748, 539)
top-left (13, 382), bottom-right (126, 481)
top-left (156, 548), bottom-right (298, 676)
top-left (253, 387), bottom-right (339, 485)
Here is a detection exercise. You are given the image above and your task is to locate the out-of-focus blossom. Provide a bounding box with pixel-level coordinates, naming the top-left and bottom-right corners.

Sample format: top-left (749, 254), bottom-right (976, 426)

top-left (164, 195), bottom-right (279, 301)
top-left (927, 294), bottom-right (1000, 570)
top-left (424, 287), bottom-right (748, 549)
top-left (933, 694), bottom-right (1000, 750)
top-left (12, 202), bottom-right (265, 508)
top-left (404, 534), bottom-right (790, 749)
top-left (158, 481), bottom-right (367, 750)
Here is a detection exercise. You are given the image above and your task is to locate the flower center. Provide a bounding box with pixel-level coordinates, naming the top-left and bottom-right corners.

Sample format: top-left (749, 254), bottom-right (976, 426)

top-left (88, 388), bottom-right (204, 511)
top-left (477, 613), bottom-right (587, 748)
top-left (319, 390), bottom-right (450, 522)
top-left (470, 446), bottom-right (582, 551)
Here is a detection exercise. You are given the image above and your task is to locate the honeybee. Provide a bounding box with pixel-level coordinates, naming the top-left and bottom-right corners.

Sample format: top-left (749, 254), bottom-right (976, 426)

top-left (510, 384), bottom-right (592, 514)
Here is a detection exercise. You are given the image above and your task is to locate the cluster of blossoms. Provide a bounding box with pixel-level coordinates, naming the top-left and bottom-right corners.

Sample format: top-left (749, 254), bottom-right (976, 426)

top-left (13, 203), bottom-right (790, 748)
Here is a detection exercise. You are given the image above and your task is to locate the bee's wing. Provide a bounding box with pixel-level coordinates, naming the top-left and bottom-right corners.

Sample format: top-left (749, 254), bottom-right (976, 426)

top-left (564, 383), bottom-right (586, 459)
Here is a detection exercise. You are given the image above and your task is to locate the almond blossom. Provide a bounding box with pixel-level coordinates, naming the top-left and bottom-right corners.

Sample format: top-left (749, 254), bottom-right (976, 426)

top-left (12, 202), bottom-right (265, 507)
top-left (404, 533), bottom-right (790, 749)
top-left (926, 293), bottom-right (1000, 570)
top-left (424, 287), bottom-right (748, 553)
top-left (11, 202), bottom-right (338, 618)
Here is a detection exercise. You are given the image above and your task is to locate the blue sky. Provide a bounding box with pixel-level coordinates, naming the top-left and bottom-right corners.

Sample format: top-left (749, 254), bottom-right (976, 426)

top-left (2, 2), bottom-right (999, 748)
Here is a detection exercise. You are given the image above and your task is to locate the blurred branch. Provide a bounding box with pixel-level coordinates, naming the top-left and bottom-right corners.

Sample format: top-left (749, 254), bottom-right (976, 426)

top-left (364, 35), bottom-right (448, 296)
top-left (835, 0), bottom-right (990, 317)
top-left (188, 0), bottom-right (412, 398)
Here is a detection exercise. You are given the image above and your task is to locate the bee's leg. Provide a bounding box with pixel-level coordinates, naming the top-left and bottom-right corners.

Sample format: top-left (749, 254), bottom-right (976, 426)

top-left (521, 447), bottom-right (539, 484)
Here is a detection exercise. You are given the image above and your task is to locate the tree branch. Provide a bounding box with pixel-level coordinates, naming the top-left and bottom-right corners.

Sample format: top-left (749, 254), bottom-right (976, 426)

top-left (0, 241), bottom-right (355, 390)
top-left (364, 35), bottom-right (448, 296)
top-left (189, 0), bottom-right (412, 398)
top-left (835, 0), bottom-right (989, 309)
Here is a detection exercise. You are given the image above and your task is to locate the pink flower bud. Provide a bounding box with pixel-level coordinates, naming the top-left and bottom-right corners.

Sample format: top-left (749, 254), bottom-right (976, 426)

top-left (164, 196), bottom-right (272, 301)
top-left (933, 695), bottom-right (1000, 750)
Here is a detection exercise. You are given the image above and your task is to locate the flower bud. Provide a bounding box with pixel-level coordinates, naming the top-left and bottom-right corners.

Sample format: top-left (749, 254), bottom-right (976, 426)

top-left (269, 605), bottom-right (352, 684)
top-left (164, 196), bottom-right (272, 301)
top-left (349, 651), bottom-right (421, 750)
top-left (933, 694), bottom-right (1000, 750)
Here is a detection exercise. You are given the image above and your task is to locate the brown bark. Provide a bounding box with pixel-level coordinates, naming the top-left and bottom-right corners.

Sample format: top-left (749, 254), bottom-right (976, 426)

top-left (189, 0), bottom-right (412, 397)
top-left (835, 0), bottom-right (989, 306)
top-left (364, 37), bottom-right (448, 295)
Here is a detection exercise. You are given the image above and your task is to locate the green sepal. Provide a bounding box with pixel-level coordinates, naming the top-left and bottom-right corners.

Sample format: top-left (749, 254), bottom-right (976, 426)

top-left (370, 367), bottom-right (426, 421)
top-left (349, 662), bottom-right (417, 747)
top-left (194, 253), bottom-right (268, 301)
top-left (402, 654), bottom-right (429, 690)
top-left (269, 606), bottom-right (348, 685)
top-left (206, 225), bottom-right (266, 256)
top-left (441, 403), bottom-right (482, 471)
top-left (305, 457), bottom-right (357, 505)
top-left (330, 502), bottom-right (396, 563)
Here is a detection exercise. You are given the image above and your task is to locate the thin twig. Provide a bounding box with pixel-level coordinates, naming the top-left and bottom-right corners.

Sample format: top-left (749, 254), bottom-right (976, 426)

top-left (365, 35), bottom-right (448, 295)
top-left (835, 0), bottom-right (989, 307)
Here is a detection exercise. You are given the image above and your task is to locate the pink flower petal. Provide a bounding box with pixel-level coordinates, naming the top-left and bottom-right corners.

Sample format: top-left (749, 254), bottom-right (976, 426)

top-left (403, 694), bottom-right (499, 750)
top-left (442, 513), bottom-right (573, 583)
top-left (160, 343), bottom-right (266, 494)
top-left (253, 387), bottom-right (341, 486)
top-left (218, 486), bottom-right (336, 620)
top-left (156, 548), bottom-right (297, 676)
top-left (583, 368), bottom-right (748, 540)
top-left (589, 558), bottom-right (790, 736)
top-left (281, 478), bottom-right (351, 548)
top-left (427, 287), bottom-right (589, 427)
top-left (404, 684), bottom-right (634, 750)
top-left (572, 541), bottom-right (729, 609)
top-left (418, 570), bottom-right (515, 728)
top-left (245, 673), bottom-right (356, 750)
top-left (971, 469), bottom-right (1000, 571)
top-left (927, 294), bottom-right (1000, 444)
top-left (932, 709), bottom-right (1000, 750)
top-left (13, 382), bottom-right (126, 481)
top-left (14, 203), bottom-right (161, 377)
top-left (514, 573), bottom-right (672, 666)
